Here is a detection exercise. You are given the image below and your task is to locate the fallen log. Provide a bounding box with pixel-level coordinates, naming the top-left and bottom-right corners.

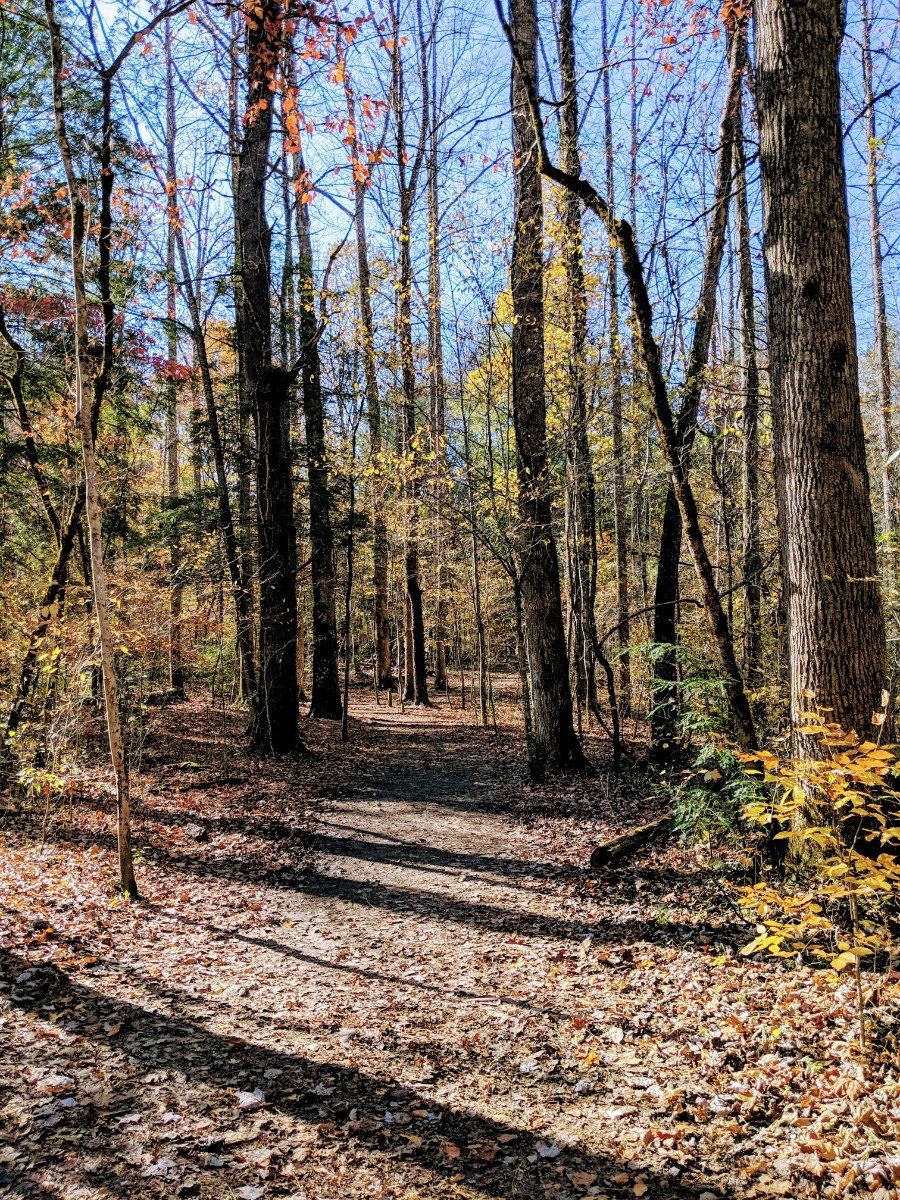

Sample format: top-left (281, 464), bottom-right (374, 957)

top-left (589, 813), bottom-right (675, 870)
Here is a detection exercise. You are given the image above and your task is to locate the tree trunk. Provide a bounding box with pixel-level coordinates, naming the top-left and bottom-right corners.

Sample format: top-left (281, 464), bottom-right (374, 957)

top-left (237, 0), bottom-right (300, 753)
top-left (509, 0), bottom-right (585, 775)
top-left (513, 579), bottom-right (537, 772)
top-left (756, 0), bottom-right (887, 747)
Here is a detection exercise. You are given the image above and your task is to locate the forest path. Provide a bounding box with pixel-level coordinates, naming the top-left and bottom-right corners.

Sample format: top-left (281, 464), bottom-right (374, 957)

top-left (2, 692), bottom-right (819, 1200)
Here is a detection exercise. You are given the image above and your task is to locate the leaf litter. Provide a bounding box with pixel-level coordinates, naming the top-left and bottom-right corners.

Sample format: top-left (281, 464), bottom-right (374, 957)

top-left (1, 687), bottom-right (899, 1198)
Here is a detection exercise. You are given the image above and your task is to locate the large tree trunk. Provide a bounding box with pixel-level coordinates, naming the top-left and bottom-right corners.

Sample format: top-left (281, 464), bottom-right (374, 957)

top-left (237, 0), bottom-right (300, 753)
top-left (756, 0), bottom-right (887, 746)
top-left (509, 0), bottom-right (584, 775)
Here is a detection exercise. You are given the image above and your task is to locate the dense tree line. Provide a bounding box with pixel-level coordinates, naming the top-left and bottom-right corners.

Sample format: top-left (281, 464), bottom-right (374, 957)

top-left (0, 0), bottom-right (898, 892)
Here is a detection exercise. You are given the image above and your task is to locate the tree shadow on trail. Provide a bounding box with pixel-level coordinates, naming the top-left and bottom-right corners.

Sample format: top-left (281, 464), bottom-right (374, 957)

top-left (311, 829), bottom-right (563, 885)
top-left (11, 815), bottom-right (742, 950)
top-left (0, 949), bottom-right (718, 1199)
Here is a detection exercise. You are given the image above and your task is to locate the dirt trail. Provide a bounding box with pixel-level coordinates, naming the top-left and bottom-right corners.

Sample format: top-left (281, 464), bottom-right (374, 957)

top-left (1, 693), bottom-right (880, 1200)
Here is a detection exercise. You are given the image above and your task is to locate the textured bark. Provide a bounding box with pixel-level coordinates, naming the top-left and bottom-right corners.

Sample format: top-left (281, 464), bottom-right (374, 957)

top-left (590, 815), bottom-right (674, 870)
top-left (342, 66), bottom-right (391, 689)
top-left (651, 34), bottom-right (743, 755)
top-left (237, 0), bottom-right (300, 752)
top-left (509, 0), bottom-right (585, 775)
top-left (862, 0), bottom-right (894, 551)
top-left (734, 103), bottom-right (762, 682)
top-left (756, 0), bottom-right (887, 746)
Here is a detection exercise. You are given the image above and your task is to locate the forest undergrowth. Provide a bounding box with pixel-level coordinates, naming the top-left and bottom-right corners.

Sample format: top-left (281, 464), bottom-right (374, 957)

top-left (2, 687), bottom-right (900, 1200)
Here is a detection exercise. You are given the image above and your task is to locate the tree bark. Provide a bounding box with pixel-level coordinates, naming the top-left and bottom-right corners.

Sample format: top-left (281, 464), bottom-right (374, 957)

top-left (756, 0), bottom-right (887, 747)
top-left (237, 1), bottom-right (301, 752)
top-left (509, 0), bottom-right (585, 775)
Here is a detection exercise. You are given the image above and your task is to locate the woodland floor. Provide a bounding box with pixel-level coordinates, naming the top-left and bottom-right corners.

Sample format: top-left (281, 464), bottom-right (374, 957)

top-left (2, 683), bottom-right (900, 1199)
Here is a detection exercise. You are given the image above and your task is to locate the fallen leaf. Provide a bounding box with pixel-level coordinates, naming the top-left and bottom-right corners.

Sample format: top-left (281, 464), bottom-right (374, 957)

top-left (535, 1140), bottom-right (561, 1158)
